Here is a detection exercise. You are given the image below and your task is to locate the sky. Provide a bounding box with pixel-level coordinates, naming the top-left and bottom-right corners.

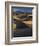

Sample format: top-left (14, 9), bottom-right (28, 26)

top-left (12, 7), bottom-right (33, 13)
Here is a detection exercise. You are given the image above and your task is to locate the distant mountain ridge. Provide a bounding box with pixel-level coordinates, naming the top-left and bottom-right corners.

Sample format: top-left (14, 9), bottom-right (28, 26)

top-left (13, 11), bottom-right (32, 14)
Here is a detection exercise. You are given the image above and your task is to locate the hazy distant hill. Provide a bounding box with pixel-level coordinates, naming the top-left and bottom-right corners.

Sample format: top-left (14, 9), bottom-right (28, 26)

top-left (13, 11), bottom-right (32, 14)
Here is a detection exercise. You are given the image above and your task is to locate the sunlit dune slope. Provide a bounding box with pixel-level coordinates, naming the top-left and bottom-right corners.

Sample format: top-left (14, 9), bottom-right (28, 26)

top-left (13, 14), bottom-right (32, 30)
